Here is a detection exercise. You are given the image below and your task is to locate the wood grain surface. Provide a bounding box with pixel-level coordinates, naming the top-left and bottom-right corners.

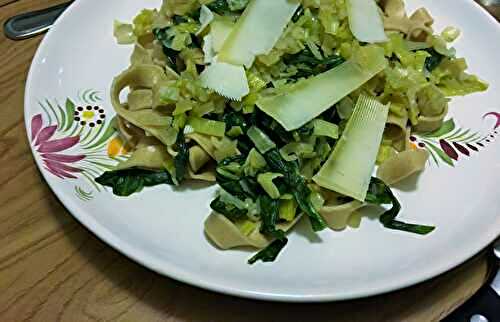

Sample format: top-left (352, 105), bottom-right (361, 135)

top-left (0, 1), bottom-right (496, 321)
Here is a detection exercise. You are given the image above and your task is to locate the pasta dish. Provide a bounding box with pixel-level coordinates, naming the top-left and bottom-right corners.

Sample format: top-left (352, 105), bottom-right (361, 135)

top-left (97, 0), bottom-right (488, 264)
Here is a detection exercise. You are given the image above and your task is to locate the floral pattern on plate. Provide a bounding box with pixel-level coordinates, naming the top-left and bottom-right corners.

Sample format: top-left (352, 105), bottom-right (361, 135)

top-left (30, 89), bottom-right (129, 201)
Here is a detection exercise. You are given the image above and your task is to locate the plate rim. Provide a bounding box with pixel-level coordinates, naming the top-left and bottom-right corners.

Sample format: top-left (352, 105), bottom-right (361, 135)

top-left (24, 0), bottom-right (500, 302)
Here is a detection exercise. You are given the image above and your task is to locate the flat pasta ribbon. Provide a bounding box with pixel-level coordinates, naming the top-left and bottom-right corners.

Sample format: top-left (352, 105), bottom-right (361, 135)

top-left (205, 213), bottom-right (302, 250)
top-left (377, 149), bottom-right (430, 185)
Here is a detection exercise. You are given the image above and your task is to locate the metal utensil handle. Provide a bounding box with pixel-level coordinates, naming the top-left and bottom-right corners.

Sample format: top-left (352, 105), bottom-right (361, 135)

top-left (3, 1), bottom-right (73, 40)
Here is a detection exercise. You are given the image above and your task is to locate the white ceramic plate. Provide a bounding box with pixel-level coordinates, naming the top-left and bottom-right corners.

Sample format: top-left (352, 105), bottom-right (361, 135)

top-left (25, 0), bottom-right (500, 302)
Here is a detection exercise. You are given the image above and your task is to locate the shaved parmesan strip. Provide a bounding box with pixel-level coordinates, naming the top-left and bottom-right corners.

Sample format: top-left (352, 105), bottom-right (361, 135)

top-left (200, 62), bottom-right (250, 101)
top-left (217, 0), bottom-right (299, 67)
top-left (196, 5), bottom-right (214, 36)
top-left (257, 46), bottom-right (387, 131)
top-left (211, 18), bottom-right (235, 52)
top-left (313, 95), bottom-right (389, 201)
top-left (347, 0), bottom-right (388, 43)
top-left (202, 35), bottom-right (216, 64)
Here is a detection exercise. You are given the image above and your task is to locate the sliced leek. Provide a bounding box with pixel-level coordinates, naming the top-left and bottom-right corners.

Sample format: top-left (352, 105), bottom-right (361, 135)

top-left (187, 117), bottom-right (226, 137)
top-left (313, 95), bottom-right (389, 201)
top-left (257, 173), bottom-right (283, 199)
top-left (247, 126), bottom-right (276, 154)
top-left (217, 0), bottom-right (299, 67)
top-left (256, 46), bottom-right (387, 131)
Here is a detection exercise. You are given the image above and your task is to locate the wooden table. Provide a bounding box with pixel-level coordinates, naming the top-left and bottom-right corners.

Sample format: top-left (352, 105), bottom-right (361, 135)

top-left (0, 1), bottom-right (496, 321)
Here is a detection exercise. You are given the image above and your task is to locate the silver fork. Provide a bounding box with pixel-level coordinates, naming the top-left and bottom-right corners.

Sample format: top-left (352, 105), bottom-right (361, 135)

top-left (2, 0), bottom-right (500, 41)
top-left (3, 1), bottom-right (73, 40)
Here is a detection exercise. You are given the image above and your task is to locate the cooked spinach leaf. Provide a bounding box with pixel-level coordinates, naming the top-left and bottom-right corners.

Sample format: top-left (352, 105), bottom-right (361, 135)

top-left (174, 130), bottom-right (189, 183)
top-left (259, 195), bottom-right (286, 239)
top-left (210, 197), bottom-right (248, 221)
top-left (248, 238), bottom-right (288, 264)
top-left (153, 28), bottom-right (179, 70)
top-left (265, 149), bottom-right (327, 232)
top-left (424, 48), bottom-right (445, 72)
top-left (206, 0), bottom-right (248, 15)
top-left (96, 168), bottom-right (174, 197)
top-left (223, 111), bottom-right (251, 133)
top-left (367, 178), bottom-right (435, 235)
top-left (253, 110), bottom-right (293, 147)
top-left (284, 49), bottom-right (346, 81)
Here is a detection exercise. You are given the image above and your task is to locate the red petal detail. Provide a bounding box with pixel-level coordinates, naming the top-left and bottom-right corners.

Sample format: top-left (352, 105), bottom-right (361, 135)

top-left (483, 112), bottom-right (500, 129)
top-left (38, 136), bottom-right (80, 153)
top-left (439, 139), bottom-right (459, 161)
top-left (452, 142), bottom-right (470, 156)
top-left (31, 114), bottom-right (43, 141)
top-left (44, 160), bottom-right (82, 173)
top-left (41, 153), bottom-right (85, 163)
top-left (34, 125), bottom-right (58, 146)
top-left (44, 161), bottom-right (78, 179)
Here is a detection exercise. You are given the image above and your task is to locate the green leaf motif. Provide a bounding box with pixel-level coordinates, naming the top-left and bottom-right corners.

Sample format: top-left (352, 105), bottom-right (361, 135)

top-left (423, 140), bottom-right (454, 167)
top-left (55, 101), bottom-right (67, 131)
top-left (65, 99), bottom-right (76, 131)
top-left (457, 131), bottom-right (481, 143)
top-left (84, 117), bottom-right (117, 150)
top-left (446, 128), bottom-right (470, 141)
top-left (422, 119), bottom-right (455, 138)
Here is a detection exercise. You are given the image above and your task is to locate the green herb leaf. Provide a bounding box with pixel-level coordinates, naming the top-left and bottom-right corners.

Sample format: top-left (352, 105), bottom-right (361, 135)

top-left (283, 49), bottom-right (346, 81)
top-left (248, 238), bottom-right (288, 264)
top-left (259, 195), bottom-right (286, 239)
top-left (96, 168), bottom-right (174, 197)
top-left (424, 48), bottom-right (445, 72)
top-left (367, 178), bottom-right (436, 235)
top-left (210, 197), bottom-right (248, 221)
top-left (265, 149), bottom-right (327, 231)
top-left (174, 130), bottom-right (189, 183)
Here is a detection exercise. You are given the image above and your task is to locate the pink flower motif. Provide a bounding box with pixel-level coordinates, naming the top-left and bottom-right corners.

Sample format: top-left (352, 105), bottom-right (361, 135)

top-left (483, 112), bottom-right (500, 130)
top-left (31, 114), bottom-right (85, 179)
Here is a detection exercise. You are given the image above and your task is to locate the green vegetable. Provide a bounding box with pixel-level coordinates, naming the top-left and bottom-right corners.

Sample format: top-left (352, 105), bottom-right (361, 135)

top-left (258, 194), bottom-right (285, 238)
top-left (366, 178), bottom-right (436, 235)
top-left (279, 199), bottom-right (297, 221)
top-left (210, 197), bottom-right (248, 221)
top-left (247, 126), bottom-right (277, 154)
top-left (313, 95), bottom-right (389, 201)
top-left (312, 119), bottom-right (339, 140)
top-left (243, 148), bottom-right (267, 176)
top-left (187, 116), bottom-right (226, 137)
top-left (113, 21), bottom-right (136, 44)
top-left (206, 0), bottom-right (248, 15)
top-left (174, 131), bottom-right (189, 183)
top-left (265, 149), bottom-right (327, 232)
top-left (227, 0), bottom-right (249, 11)
top-left (96, 169), bottom-right (174, 197)
top-left (133, 9), bottom-right (155, 37)
top-left (257, 172), bottom-right (283, 199)
top-left (279, 142), bottom-right (315, 162)
top-left (424, 48), bottom-right (445, 72)
top-left (283, 50), bottom-right (346, 81)
top-left (248, 238), bottom-right (288, 264)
